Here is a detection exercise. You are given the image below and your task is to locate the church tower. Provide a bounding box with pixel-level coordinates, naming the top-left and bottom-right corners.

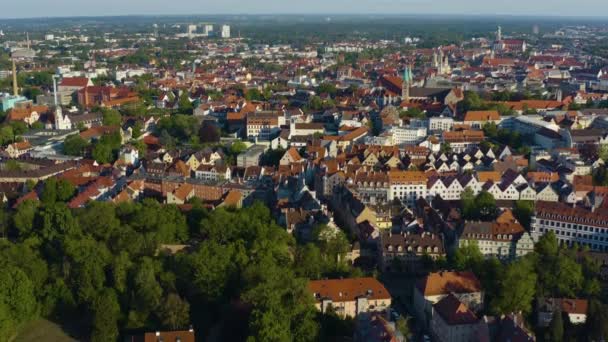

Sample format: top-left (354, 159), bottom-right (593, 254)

top-left (54, 107), bottom-right (71, 130)
top-left (402, 65), bottom-right (413, 101)
top-left (497, 25), bottom-right (502, 42)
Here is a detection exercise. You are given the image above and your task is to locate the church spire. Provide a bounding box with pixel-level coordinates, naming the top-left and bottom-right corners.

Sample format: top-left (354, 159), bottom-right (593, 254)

top-left (402, 64), bottom-right (412, 101)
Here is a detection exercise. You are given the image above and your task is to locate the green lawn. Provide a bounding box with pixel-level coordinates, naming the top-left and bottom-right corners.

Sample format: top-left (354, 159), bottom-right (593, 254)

top-left (14, 319), bottom-right (77, 342)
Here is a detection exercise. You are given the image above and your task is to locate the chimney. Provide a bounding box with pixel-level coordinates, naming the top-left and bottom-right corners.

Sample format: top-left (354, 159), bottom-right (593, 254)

top-left (12, 59), bottom-right (18, 96)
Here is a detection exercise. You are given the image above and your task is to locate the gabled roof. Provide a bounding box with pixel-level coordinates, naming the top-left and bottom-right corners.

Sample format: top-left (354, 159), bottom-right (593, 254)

top-left (433, 293), bottom-right (478, 325)
top-left (416, 271), bottom-right (482, 296)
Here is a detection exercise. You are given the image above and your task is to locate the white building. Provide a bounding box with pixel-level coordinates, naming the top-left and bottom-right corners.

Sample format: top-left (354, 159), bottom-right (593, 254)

top-left (388, 171), bottom-right (427, 208)
top-left (221, 25), bottom-right (231, 38)
top-left (428, 117), bottom-right (454, 132)
top-left (531, 202), bottom-right (608, 252)
top-left (392, 127), bottom-right (427, 145)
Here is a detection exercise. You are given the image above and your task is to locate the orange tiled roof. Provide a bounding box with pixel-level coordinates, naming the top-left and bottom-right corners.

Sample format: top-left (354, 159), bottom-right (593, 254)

top-left (477, 171), bottom-right (501, 183)
top-left (416, 271), bottom-right (482, 296)
top-left (308, 277), bottom-right (391, 303)
top-left (388, 170), bottom-right (427, 184)
top-left (463, 110), bottom-right (500, 122)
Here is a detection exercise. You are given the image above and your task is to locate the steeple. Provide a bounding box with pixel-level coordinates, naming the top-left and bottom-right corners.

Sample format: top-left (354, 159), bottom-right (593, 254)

top-left (402, 65), bottom-right (412, 101)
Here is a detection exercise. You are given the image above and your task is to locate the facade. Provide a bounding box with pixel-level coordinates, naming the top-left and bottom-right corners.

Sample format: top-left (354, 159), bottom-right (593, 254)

top-left (392, 127), bottom-right (427, 145)
top-left (463, 110), bottom-right (501, 129)
top-left (413, 271), bottom-right (483, 330)
top-left (531, 201), bottom-right (608, 252)
top-left (379, 230), bottom-right (445, 271)
top-left (308, 277), bottom-right (392, 318)
top-left (429, 117), bottom-right (454, 132)
top-left (459, 221), bottom-right (534, 260)
top-left (431, 294), bottom-right (480, 342)
top-left (58, 77), bottom-right (92, 105)
top-left (442, 130), bottom-right (484, 153)
top-left (246, 112), bottom-right (283, 141)
top-left (221, 25), bottom-right (231, 38)
top-left (237, 145), bottom-right (267, 168)
top-left (0, 94), bottom-right (28, 111)
top-left (387, 171), bottom-right (427, 208)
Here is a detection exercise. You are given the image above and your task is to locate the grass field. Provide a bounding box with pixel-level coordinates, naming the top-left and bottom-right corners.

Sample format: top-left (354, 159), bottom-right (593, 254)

top-left (14, 319), bottom-right (78, 342)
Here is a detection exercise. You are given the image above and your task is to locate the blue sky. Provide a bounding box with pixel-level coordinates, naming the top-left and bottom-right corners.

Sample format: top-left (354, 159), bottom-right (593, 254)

top-left (3, 0), bottom-right (608, 19)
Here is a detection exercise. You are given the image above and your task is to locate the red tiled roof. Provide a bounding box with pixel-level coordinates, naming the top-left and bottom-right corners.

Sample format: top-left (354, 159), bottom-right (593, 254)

top-left (59, 77), bottom-right (90, 88)
top-left (434, 294), bottom-right (478, 325)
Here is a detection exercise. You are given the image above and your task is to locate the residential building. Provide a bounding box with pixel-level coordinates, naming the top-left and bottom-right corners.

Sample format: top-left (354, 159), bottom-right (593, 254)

top-left (388, 171), bottom-right (427, 208)
top-left (246, 112), bottom-right (283, 141)
top-left (379, 230), bottom-right (445, 271)
top-left (537, 298), bottom-right (588, 327)
top-left (413, 271), bottom-right (483, 329)
top-left (126, 329), bottom-right (195, 342)
top-left (237, 145), bottom-right (267, 168)
top-left (459, 211), bottom-right (534, 260)
top-left (429, 116), bottom-right (454, 132)
top-left (463, 110), bottom-right (501, 129)
top-left (431, 294), bottom-right (481, 342)
top-left (531, 201), bottom-right (608, 252)
top-left (392, 126), bottom-right (428, 145)
top-left (442, 130), bottom-right (485, 153)
top-left (308, 277), bottom-right (392, 318)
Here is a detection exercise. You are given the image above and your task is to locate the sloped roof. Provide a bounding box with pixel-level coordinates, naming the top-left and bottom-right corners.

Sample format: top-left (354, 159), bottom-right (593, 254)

top-left (308, 277), bottom-right (391, 303)
top-left (416, 271), bottom-right (482, 296)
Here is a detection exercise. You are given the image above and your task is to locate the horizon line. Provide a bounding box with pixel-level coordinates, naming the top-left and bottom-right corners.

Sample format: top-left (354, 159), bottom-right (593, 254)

top-left (1, 12), bottom-right (608, 21)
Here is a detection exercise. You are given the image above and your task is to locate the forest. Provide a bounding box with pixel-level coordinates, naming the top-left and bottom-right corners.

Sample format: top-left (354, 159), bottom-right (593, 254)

top-left (0, 185), bottom-right (359, 341)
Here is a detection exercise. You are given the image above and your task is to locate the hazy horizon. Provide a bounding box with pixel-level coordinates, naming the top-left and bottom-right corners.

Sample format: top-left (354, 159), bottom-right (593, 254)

top-left (3, 0), bottom-right (608, 20)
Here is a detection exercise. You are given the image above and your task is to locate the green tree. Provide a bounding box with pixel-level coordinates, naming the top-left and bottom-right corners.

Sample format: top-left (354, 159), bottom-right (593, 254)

top-left (490, 256), bottom-right (537, 314)
top-left (90, 288), bottom-right (120, 342)
top-left (317, 83), bottom-right (337, 96)
top-left (102, 108), bottom-right (122, 126)
top-left (132, 257), bottom-right (163, 314)
top-left (513, 200), bottom-right (534, 229)
top-left (475, 191), bottom-right (498, 221)
top-left (0, 266), bottom-right (37, 338)
top-left (158, 293), bottom-right (190, 330)
top-left (63, 134), bottom-right (89, 156)
top-left (546, 310), bottom-right (564, 342)
top-left (586, 300), bottom-right (608, 341)
top-left (295, 244), bottom-right (324, 279)
top-left (453, 242), bottom-right (484, 271)
top-left (57, 179), bottom-right (76, 202)
top-left (245, 88), bottom-right (265, 101)
top-left (440, 142), bottom-right (452, 154)
top-left (92, 141), bottom-right (114, 164)
top-left (460, 187), bottom-right (476, 219)
top-left (230, 140), bottom-right (248, 155)
top-left (12, 200), bottom-right (38, 239)
top-left (396, 316), bottom-right (410, 339)
top-left (178, 93), bottom-right (193, 115)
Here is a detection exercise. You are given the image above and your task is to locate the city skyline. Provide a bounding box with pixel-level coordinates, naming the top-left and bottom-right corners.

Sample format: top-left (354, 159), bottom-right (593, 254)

top-left (3, 0), bottom-right (608, 19)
